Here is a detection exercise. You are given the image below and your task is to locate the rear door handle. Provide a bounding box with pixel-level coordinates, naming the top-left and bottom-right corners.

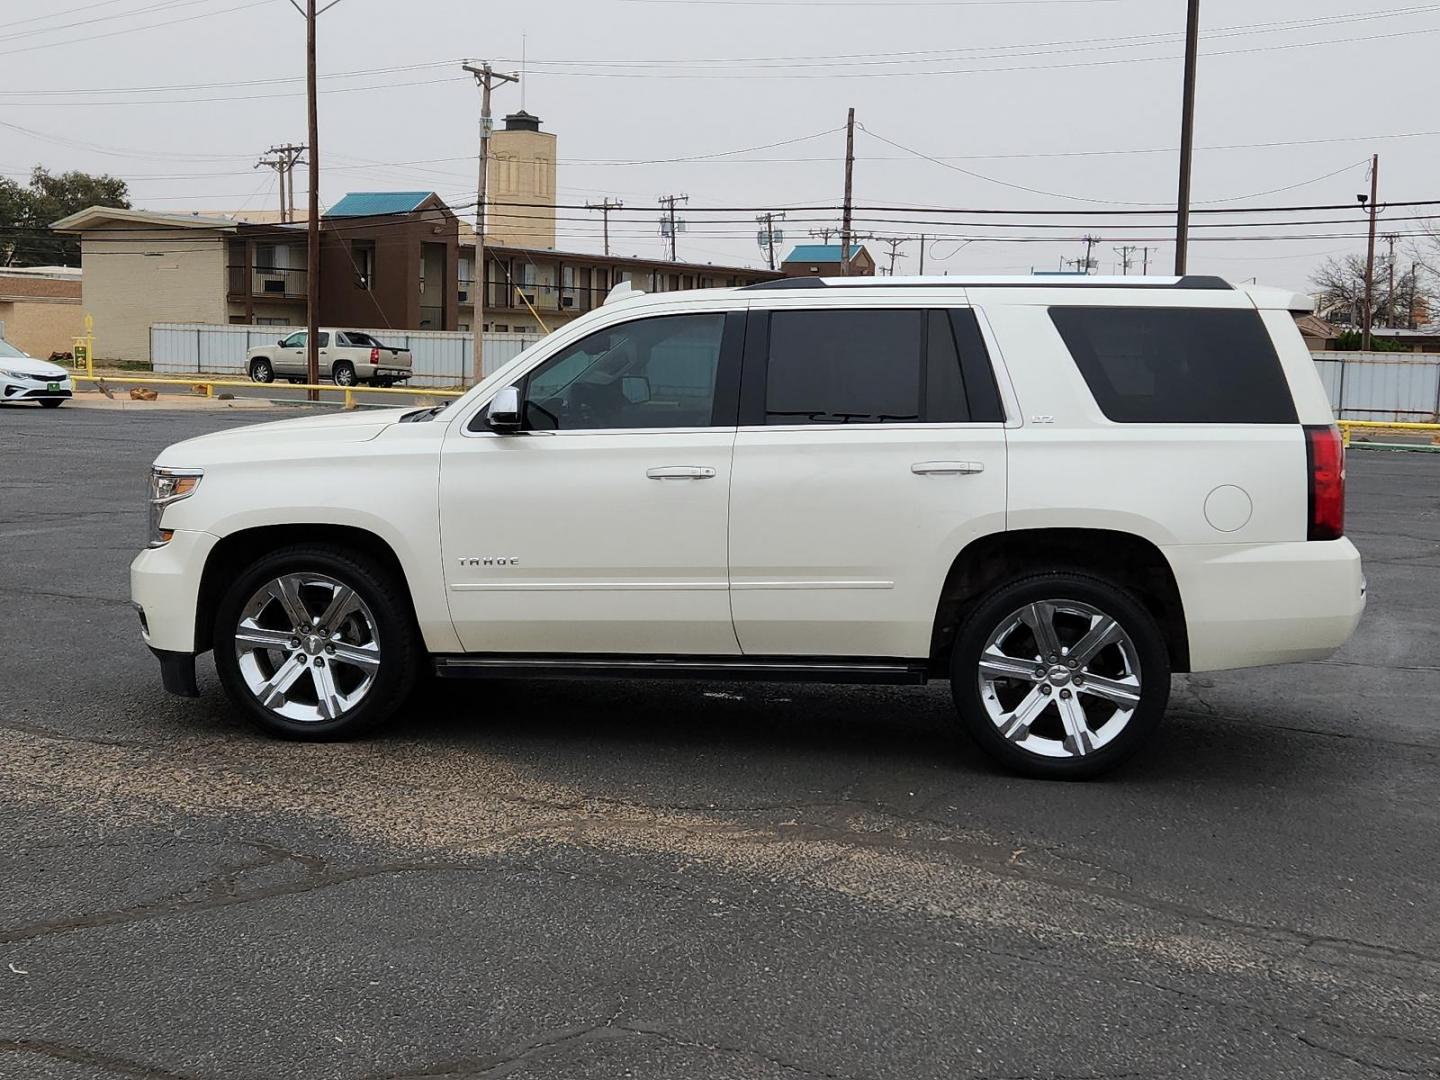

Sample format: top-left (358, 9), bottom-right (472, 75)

top-left (912, 461), bottom-right (985, 476)
top-left (647, 466), bottom-right (716, 480)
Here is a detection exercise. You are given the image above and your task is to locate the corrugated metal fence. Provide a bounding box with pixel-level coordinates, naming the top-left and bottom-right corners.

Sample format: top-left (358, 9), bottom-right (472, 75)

top-left (150, 324), bottom-right (542, 387)
top-left (1314, 351), bottom-right (1440, 423)
top-left (148, 327), bottom-right (1440, 417)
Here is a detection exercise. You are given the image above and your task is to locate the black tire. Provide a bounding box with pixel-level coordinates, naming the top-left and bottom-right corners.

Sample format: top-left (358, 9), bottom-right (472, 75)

top-left (950, 572), bottom-right (1170, 780)
top-left (39, 398), bottom-right (64, 409)
top-left (212, 544), bottom-right (423, 740)
top-left (288, 378), bottom-right (303, 385)
top-left (249, 358), bottom-right (274, 384)
top-left (332, 361), bottom-right (356, 387)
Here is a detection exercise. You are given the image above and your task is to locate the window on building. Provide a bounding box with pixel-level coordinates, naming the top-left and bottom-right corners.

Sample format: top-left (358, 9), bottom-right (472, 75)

top-left (1048, 306), bottom-right (1297, 424)
top-left (519, 313), bottom-right (726, 431)
top-left (352, 240), bottom-right (375, 290)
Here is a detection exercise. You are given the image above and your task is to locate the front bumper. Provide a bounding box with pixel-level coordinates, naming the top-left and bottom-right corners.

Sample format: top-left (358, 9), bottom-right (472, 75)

top-left (2, 375), bottom-right (73, 401)
top-left (130, 528), bottom-right (218, 655)
top-left (1166, 537), bottom-right (1366, 672)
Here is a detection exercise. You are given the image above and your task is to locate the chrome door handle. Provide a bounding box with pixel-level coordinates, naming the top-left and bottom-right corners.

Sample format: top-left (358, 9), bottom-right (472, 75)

top-left (912, 461), bottom-right (984, 476)
top-left (646, 466), bottom-right (716, 480)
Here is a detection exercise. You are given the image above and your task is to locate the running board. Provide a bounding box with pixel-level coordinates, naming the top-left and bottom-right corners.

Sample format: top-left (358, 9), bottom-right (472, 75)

top-left (432, 654), bottom-right (930, 685)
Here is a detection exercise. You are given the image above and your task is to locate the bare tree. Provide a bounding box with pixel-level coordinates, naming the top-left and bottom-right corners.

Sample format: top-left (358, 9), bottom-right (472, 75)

top-left (1310, 253), bottom-right (1431, 329)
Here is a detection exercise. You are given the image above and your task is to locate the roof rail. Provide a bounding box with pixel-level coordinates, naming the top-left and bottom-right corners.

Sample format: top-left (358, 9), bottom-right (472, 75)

top-left (741, 277), bottom-right (829, 291)
top-left (742, 275), bottom-right (1233, 292)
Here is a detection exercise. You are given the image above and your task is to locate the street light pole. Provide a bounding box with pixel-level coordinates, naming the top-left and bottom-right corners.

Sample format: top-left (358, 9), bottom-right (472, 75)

top-left (1362, 154), bottom-right (1380, 352)
top-left (1174, 0), bottom-right (1200, 276)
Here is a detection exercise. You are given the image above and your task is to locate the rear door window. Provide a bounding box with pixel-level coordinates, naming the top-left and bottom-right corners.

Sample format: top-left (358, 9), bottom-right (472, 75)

top-left (756, 308), bottom-right (1005, 425)
top-left (765, 310), bottom-right (922, 424)
top-left (1049, 306), bottom-right (1296, 424)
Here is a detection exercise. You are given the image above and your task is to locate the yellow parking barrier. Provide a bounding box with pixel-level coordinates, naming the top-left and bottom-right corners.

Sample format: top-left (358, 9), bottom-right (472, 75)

top-left (70, 374), bottom-right (466, 409)
top-left (1338, 419), bottom-right (1440, 449)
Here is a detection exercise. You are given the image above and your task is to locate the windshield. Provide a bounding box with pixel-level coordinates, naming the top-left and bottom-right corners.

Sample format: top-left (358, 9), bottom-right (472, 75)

top-left (0, 339), bottom-right (29, 359)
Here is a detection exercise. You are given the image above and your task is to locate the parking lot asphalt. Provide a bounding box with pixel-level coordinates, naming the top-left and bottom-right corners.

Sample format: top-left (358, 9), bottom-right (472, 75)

top-left (1, 403), bottom-right (1437, 1080)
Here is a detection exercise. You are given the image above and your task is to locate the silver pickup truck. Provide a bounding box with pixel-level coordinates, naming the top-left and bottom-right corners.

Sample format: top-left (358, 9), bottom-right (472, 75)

top-left (246, 329), bottom-right (414, 387)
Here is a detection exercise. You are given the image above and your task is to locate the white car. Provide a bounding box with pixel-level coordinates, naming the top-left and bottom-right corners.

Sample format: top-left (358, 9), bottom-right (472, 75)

top-left (131, 275), bottom-right (1365, 778)
top-left (0, 339), bottom-right (72, 408)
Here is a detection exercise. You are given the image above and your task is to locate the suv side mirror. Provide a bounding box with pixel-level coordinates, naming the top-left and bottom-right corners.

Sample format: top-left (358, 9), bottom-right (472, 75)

top-left (486, 385), bottom-right (523, 433)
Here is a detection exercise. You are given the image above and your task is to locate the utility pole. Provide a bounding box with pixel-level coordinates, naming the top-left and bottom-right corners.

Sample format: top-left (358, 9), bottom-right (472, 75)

top-left (917, 234), bottom-right (926, 275)
top-left (1114, 245), bottom-right (1138, 275)
top-left (809, 226), bottom-right (837, 245)
top-left (756, 211), bottom-right (786, 270)
top-left (256, 144), bottom-right (305, 223)
top-left (585, 198), bottom-right (623, 257)
top-left (840, 107), bottom-right (855, 276)
top-left (659, 194), bottom-right (688, 261)
top-left (255, 151), bottom-right (288, 221)
top-left (1081, 234), bottom-right (1102, 275)
top-left (1362, 154), bottom-right (1379, 351)
top-left (1141, 246), bottom-right (1153, 275)
top-left (463, 61), bottom-right (519, 382)
top-left (303, 0), bottom-right (320, 399)
top-left (1174, 0), bottom-right (1200, 275)
top-left (1383, 233), bottom-right (1399, 328)
top-left (873, 236), bottom-right (906, 276)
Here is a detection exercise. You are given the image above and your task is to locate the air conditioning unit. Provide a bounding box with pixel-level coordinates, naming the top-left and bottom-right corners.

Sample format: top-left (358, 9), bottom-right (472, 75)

top-left (259, 274), bottom-right (286, 294)
top-left (458, 289), bottom-right (470, 303)
top-left (561, 296), bottom-right (575, 308)
top-left (521, 293), bottom-right (536, 306)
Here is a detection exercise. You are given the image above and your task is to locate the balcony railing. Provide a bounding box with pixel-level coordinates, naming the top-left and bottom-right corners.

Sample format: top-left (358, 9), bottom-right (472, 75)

top-left (228, 265), bottom-right (307, 299)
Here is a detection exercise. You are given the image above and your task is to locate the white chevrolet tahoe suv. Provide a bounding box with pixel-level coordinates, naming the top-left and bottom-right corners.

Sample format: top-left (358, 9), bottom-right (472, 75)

top-left (132, 275), bottom-right (1364, 778)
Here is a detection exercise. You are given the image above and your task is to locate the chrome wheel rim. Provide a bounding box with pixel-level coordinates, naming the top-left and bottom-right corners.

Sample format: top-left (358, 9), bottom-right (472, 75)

top-left (334, 366), bottom-right (354, 386)
top-left (234, 572), bottom-right (381, 723)
top-left (977, 599), bottom-right (1142, 759)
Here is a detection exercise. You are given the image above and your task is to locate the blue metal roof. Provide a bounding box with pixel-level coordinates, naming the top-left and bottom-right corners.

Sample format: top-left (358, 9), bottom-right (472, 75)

top-left (325, 192), bottom-right (435, 218)
top-left (782, 244), bottom-right (863, 263)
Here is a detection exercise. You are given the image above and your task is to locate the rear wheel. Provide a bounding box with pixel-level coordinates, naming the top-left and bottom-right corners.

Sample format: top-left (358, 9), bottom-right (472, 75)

top-left (950, 572), bottom-right (1170, 779)
top-left (212, 545), bottom-right (422, 739)
top-left (39, 398), bottom-right (64, 409)
top-left (332, 361), bottom-right (356, 387)
top-left (249, 358), bottom-right (274, 384)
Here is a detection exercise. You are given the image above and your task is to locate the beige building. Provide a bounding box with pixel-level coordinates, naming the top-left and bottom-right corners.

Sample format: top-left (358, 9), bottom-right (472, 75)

top-left (0, 266), bottom-right (84, 359)
top-left (486, 111), bottom-right (556, 250)
top-left (50, 208), bottom-right (233, 361)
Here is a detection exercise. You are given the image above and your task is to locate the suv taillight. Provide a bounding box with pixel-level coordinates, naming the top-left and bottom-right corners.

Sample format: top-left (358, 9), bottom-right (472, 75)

top-left (1305, 424), bottom-right (1345, 541)
top-left (370, 347), bottom-right (380, 363)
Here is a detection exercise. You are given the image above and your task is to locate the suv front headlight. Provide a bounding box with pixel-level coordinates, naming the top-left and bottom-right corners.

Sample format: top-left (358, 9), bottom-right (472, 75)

top-left (148, 467), bottom-right (203, 547)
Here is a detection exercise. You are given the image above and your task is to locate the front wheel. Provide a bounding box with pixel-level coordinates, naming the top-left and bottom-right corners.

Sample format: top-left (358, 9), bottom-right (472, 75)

top-left (951, 572), bottom-right (1170, 779)
top-left (249, 359), bottom-right (274, 384)
top-left (212, 545), bottom-right (422, 739)
top-left (332, 361), bottom-right (356, 387)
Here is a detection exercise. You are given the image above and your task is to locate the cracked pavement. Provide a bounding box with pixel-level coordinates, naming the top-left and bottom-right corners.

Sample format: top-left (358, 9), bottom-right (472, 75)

top-left (1, 406), bottom-right (1437, 1079)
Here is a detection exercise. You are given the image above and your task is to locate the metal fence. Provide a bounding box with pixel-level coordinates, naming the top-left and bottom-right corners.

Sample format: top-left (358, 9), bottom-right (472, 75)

top-left (1313, 351), bottom-right (1440, 423)
top-left (150, 324), bottom-right (542, 387)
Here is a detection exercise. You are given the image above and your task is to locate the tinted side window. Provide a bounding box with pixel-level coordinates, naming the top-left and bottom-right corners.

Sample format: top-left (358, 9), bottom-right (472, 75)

top-left (280, 332), bottom-right (305, 349)
top-left (766, 310), bottom-right (922, 424)
top-left (316, 332), bottom-right (330, 348)
top-left (925, 310), bottom-right (969, 423)
top-left (522, 313), bottom-right (726, 431)
top-left (1049, 306), bottom-right (1297, 424)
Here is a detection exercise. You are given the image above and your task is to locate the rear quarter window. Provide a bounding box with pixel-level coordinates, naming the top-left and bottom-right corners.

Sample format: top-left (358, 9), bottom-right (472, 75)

top-left (1048, 306), bottom-right (1297, 424)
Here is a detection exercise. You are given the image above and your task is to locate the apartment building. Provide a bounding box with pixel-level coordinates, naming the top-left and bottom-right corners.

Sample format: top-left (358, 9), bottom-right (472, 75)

top-left (52, 193), bottom-right (460, 360)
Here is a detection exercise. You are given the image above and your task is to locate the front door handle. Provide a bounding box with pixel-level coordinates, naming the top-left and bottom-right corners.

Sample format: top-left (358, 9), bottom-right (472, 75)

top-left (647, 466), bottom-right (716, 480)
top-left (912, 461), bottom-right (985, 476)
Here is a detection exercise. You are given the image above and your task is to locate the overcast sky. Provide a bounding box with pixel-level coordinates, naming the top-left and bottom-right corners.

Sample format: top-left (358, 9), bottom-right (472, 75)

top-left (3, 0), bottom-right (1436, 289)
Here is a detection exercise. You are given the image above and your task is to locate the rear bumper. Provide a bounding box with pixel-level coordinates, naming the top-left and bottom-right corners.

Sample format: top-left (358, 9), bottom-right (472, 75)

top-left (1165, 538), bottom-right (1366, 672)
top-left (130, 528), bottom-right (217, 655)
